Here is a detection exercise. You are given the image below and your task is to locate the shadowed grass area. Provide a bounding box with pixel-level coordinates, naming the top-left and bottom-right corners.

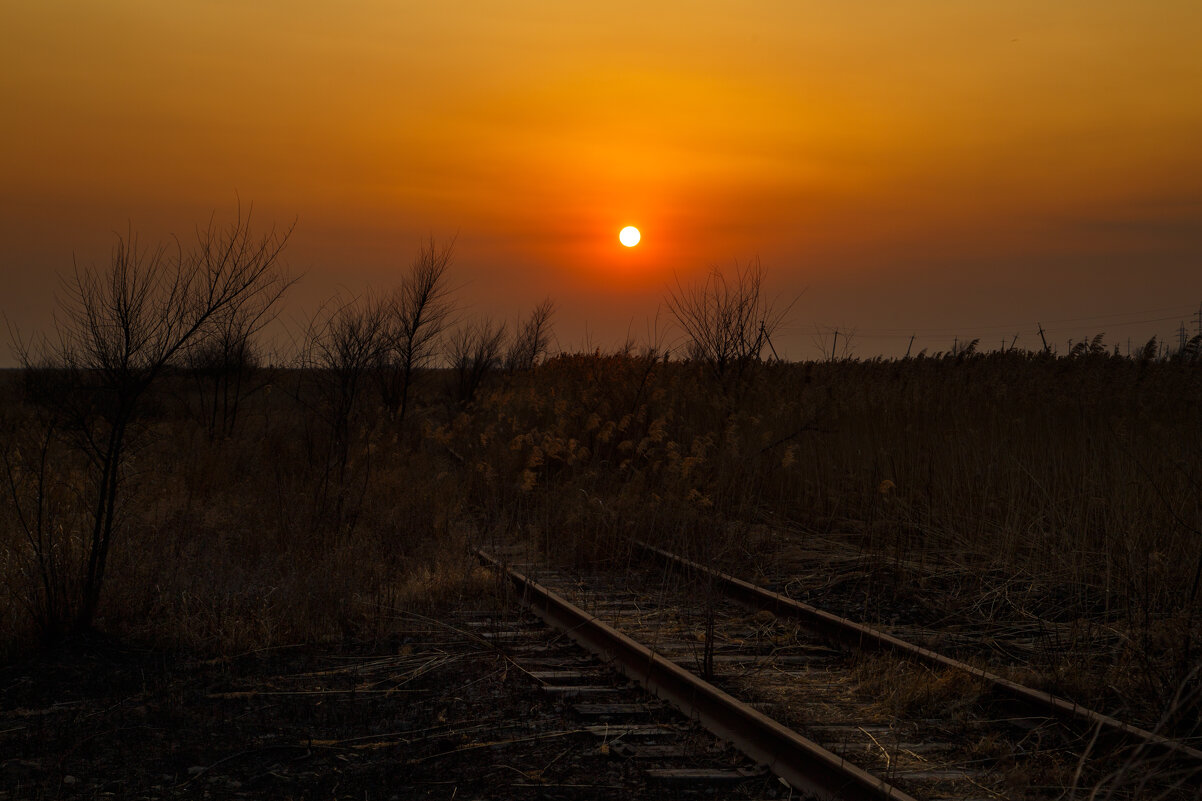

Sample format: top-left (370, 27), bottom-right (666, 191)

top-left (3, 352), bottom-right (1201, 737)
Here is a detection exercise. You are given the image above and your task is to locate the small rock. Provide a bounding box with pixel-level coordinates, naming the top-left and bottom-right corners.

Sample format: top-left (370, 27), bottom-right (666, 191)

top-left (62, 775), bottom-right (78, 785)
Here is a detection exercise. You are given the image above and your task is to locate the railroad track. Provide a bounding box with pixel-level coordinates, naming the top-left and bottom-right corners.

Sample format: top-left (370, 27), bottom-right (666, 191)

top-left (478, 543), bottom-right (1202, 800)
top-left (454, 607), bottom-right (784, 799)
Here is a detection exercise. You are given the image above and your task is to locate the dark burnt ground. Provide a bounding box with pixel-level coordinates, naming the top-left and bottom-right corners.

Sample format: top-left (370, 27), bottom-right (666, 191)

top-left (0, 616), bottom-right (783, 801)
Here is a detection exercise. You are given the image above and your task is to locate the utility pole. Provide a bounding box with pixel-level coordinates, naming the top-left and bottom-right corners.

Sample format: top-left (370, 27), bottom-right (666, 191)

top-left (760, 322), bottom-right (781, 362)
top-left (1179, 322), bottom-right (1188, 354)
top-left (905, 334), bottom-right (915, 359)
top-left (1037, 323), bottom-right (1050, 354)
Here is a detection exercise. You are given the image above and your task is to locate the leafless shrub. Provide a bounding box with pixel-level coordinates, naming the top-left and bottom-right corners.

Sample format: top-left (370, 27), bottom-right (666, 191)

top-left (184, 287), bottom-right (287, 440)
top-left (665, 259), bottom-right (789, 379)
top-left (504, 298), bottom-right (555, 371)
top-left (187, 312), bottom-right (260, 397)
top-left (9, 211), bottom-right (292, 637)
top-left (378, 238), bottom-right (456, 421)
top-left (301, 292), bottom-right (389, 465)
top-left (181, 220), bottom-right (297, 440)
top-left (296, 291), bottom-right (393, 541)
top-left (447, 316), bottom-right (506, 406)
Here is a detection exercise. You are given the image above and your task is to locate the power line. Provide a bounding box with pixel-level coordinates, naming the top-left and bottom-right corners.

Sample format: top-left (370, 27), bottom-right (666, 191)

top-left (805, 310), bottom-right (1195, 339)
top-left (1040, 313), bottom-right (1192, 334)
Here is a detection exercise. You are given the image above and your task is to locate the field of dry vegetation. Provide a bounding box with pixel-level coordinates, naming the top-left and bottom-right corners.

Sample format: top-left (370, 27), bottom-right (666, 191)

top-left (4, 351), bottom-right (1202, 725)
top-left (3, 219), bottom-right (1201, 749)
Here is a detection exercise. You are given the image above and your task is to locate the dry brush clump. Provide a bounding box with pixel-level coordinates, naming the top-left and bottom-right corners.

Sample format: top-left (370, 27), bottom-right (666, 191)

top-left (0, 226), bottom-right (495, 657)
top-left (0, 360), bottom-right (495, 657)
top-left (665, 259), bottom-right (789, 380)
top-left (426, 351), bottom-right (753, 566)
top-left (5, 212), bottom-right (294, 640)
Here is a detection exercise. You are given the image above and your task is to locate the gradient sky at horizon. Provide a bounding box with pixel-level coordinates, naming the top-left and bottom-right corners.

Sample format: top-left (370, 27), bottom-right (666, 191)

top-left (3, 1), bottom-right (1201, 361)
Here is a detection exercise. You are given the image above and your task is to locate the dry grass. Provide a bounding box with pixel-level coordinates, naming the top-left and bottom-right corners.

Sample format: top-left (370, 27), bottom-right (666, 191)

top-left (851, 655), bottom-right (988, 723)
top-left (0, 369), bottom-right (491, 655)
top-left (2, 352), bottom-right (1200, 740)
top-left (435, 352), bottom-right (1202, 731)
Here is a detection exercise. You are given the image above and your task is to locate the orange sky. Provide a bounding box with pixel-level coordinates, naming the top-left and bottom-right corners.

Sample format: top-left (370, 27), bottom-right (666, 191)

top-left (3, 2), bottom-right (1201, 360)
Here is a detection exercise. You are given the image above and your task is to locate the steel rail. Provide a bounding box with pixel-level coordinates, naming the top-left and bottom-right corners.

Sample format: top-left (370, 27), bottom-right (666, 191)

top-left (635, 540), bottom-right (1202, 764)
top-left (478, 549), bottom-right (919, 801)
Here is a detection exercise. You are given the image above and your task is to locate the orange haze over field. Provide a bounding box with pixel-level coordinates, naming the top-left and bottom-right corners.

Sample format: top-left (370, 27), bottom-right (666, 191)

top-left (3, 2), bottom-right (1201, 360)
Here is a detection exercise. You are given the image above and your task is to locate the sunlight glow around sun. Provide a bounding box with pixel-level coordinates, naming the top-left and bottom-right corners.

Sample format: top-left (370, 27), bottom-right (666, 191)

top-left (619, 226), bottom-right (641, 247)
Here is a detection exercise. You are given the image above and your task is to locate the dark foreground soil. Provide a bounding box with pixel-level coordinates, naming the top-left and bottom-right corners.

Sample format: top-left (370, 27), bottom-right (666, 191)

top-left (0, 616), bottom-right (781, 801)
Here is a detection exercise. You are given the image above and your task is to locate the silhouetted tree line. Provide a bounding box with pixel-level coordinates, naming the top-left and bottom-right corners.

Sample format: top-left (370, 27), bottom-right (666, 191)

top-left (2, 212), bottom-right (565, 640)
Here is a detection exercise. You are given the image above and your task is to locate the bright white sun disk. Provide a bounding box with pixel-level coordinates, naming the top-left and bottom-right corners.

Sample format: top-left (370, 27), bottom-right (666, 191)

top-left (619, 226), bottom-right (641, 247)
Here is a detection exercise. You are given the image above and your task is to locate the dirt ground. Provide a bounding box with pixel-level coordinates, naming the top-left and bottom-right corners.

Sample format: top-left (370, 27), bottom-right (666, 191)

top-left (0, 619), bottom-right (781, 801)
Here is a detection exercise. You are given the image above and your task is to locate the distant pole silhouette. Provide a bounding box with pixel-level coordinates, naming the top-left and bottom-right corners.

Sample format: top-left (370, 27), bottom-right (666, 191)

top-left (760, 321), bottom-right (781, 362)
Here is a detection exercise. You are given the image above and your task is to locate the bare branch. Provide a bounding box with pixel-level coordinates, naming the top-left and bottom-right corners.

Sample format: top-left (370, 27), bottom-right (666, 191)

top-left (379, 237), bottom-right (457, 420)
top-left (504, 298), bottom-right (555, 372)
top-left (447, 316), bottom-right (506, 405)
top-left (14, 209), bottom-right (293, 635)
top-left (665, 259), bottom-right (791, 379)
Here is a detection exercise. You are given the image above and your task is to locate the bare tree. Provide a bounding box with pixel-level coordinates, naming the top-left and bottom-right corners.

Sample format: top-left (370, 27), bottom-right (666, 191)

top-left (504, 298), bottom-right (555, 372)
top-left (447, 316), bottom-right (506, 405)
top-left (185, 306), bottom-right (262, 440)
top-left (665, 259), bottom-right (789, 379)
top-left (12, 211), bottom-right (292, 635)
top-left (379, 238), bottom-right (455, 422)
top-left (301, 291), bottom-right (390, 473)
top-left (185, 239), bottom-right (294, 439)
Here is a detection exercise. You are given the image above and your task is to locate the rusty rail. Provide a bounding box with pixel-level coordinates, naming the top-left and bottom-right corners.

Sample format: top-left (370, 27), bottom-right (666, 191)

top-left (478, 549), bottom-right (918, 801)
top-left (635, 540), bottom-right (1202, 765)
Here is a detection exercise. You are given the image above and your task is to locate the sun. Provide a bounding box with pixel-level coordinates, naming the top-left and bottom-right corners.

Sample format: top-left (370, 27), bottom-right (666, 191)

top-left (619, 226), bottom-right (641, 247)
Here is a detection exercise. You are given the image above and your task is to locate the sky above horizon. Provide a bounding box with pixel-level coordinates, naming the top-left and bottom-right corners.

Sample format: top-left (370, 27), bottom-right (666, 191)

top-left (3, 1), bottom-right (1201, 362)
